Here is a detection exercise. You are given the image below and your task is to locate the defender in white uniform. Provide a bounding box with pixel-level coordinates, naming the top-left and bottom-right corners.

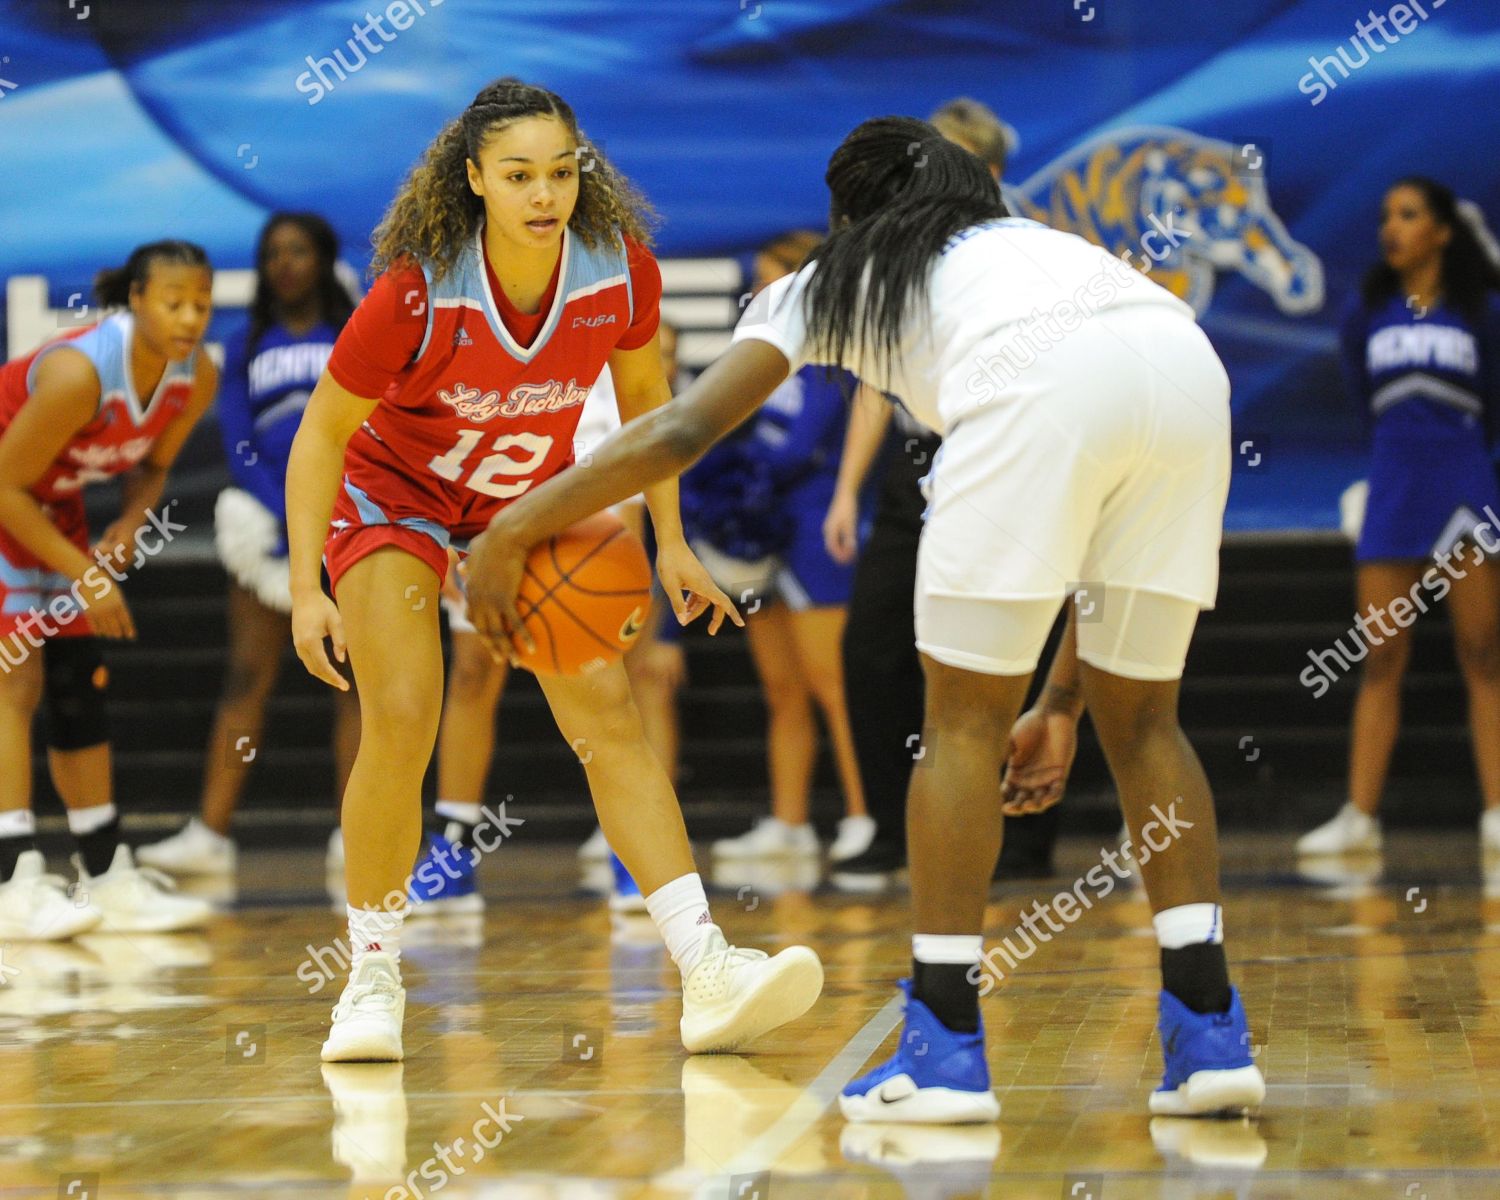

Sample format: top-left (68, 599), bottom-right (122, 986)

top-left (465, 116), bottom-right (1265, 1126)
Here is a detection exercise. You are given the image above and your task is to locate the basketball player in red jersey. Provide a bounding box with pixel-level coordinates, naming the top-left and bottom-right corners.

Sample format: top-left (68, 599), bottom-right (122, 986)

top-left (287, 78), bottom-right (823, 1063)
top-left (0, 240), bottom-right (218, 938)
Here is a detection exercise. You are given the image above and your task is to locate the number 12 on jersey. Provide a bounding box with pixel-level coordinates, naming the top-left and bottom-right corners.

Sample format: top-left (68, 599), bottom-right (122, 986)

top-left (428, 428), bottom-right (554, 499)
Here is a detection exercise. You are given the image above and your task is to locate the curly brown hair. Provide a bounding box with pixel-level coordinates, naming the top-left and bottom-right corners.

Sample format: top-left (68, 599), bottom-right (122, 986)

top-left (370, 77), bottom-right (656, 281)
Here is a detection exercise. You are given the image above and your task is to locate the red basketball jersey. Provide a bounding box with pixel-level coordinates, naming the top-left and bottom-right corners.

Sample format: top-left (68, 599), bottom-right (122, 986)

top-left (0, 313), bottom-right (198, 504)
top-left (328, 228), bottom-right (656, 536)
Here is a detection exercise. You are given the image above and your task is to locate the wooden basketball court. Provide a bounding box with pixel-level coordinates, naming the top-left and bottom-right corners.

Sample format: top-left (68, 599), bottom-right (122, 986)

top-left (2, 832), bottom-right (1498, 1199)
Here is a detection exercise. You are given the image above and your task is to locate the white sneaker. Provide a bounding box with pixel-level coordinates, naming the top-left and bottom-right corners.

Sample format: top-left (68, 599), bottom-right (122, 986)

top-left (578, 826), bottom-right (609, 861)
top-left (326, 827), bottom-right (345, 872)
top-left (829, 815), bottom-right (877, 863)
top-left (321, 951), bottom-right (405, 1062)
top-left (1482, 809), bottom-right (1500, 854)
top-left (136, 818), bottom-right (237, 875)
top-left (0, 851), bottom-right (100, 941)
top-left (680, 927), bottom-right (823, 1052)
top-left (711, 817), bottom-right (820, 860)
top-left (1296, 803), bottom-right (1381, 855)
top-left (76, 845), bottom-right (214, 933)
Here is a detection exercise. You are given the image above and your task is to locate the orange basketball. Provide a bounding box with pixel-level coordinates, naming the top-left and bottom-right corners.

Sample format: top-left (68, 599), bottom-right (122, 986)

top-left (511, 510), bottom-right (653, 675)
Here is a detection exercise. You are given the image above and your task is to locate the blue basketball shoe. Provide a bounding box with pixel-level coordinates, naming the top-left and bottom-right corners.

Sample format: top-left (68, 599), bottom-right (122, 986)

top-left (407, 832), bottom-right (483, 916)
top-left (1150, 987), bottom-right (1265, 1116)
top-left (608, 851), bottom-right (647, 914)
top-left (840, 980), bottom-right (999, 1124)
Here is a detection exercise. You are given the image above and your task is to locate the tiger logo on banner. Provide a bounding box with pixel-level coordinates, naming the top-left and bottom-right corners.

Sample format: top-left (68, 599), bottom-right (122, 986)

top-left (1009, 126), bottom-right (1325, 317)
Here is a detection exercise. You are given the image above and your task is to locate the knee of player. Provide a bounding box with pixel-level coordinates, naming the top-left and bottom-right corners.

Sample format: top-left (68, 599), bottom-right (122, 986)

top-left (1359, 635), bottom-right (1411, 686)
top-left (573, 707), bottom-right (648, 756)
top-left (0, 656), bottom-right (45, 711)
top-left (758, 668), bottom-right (812, 713)
top-left (1454, 630), bottom-right (1500, 681)
top-left (803, 669), bottom-right (848, 713)
top-left (1089, 689), bottom-right (1181, 757)
top-left (221, 656), bottom-right (279, 704)
top-left (446, 653), bottom-right (505, 703)
top-left (361, 683), bottom-right (440, 739)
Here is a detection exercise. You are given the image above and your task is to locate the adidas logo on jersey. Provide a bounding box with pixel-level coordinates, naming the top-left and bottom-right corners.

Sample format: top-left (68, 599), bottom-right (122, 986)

top-left (453, 327), bottom-right (473, 346)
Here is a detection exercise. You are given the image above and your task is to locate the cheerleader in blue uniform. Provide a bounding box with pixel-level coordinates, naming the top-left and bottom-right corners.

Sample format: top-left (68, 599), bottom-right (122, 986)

top-left (138, 213), bottom-right (360, 876)
top-left (1300, 179), bottom-right (1500, 855)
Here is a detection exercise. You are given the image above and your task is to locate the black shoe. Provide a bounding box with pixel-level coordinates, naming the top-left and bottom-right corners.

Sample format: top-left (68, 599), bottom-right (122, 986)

top-left (834, 839), bottom-right (908, 875)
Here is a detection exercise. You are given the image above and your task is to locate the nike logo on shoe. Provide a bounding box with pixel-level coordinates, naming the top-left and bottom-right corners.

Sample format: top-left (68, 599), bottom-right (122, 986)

top-left (876, 1077), bottom-right (917, 1105)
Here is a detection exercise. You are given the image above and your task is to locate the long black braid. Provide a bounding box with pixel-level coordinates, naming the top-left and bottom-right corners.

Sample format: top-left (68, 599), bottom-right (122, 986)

top-left (801, 116), bottom-right (1007, 378)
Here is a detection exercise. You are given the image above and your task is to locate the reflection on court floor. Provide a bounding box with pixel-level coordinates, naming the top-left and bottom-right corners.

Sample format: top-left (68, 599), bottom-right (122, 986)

top-left (1, 835), bottom-right (1498, 1198)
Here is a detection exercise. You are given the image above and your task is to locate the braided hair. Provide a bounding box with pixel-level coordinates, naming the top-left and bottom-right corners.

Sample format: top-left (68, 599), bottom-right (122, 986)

top-left (801, 116), bottom-right (1007, 378)
top-left (370, 77), bottom-right (655, 280)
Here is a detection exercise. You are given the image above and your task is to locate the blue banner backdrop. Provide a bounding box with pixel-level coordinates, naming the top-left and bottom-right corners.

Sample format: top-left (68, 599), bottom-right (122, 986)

top-left (2, 0), bottom-right (1497, 527)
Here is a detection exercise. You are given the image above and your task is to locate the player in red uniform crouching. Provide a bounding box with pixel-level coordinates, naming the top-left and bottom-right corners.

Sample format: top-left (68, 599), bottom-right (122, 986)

top-left (287, 78), bottom-right (824, 1063)
top-left (0, 241), bottom-right (218, 938)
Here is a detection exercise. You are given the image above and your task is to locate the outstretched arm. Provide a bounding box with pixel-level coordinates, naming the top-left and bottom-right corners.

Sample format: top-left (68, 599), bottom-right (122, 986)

top-left (608, 335), bottom-right (738, 631)
top-left (463, 338), bottom-right (793, 653)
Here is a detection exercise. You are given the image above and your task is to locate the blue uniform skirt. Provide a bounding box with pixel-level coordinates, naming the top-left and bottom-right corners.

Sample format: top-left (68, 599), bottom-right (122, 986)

top-left (1358, 428), bottom-right (1500, 562)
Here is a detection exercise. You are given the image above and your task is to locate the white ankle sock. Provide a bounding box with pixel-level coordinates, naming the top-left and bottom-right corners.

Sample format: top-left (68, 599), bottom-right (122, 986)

top-left (347, 904), bottom-right (407, 971)
top-left (435, 799), bottom-right (483, 825)
top-left (912, 933), bottom-right (984, 964)
top-left (66, 803), bottom-right (117, 836)
top-left (1153, 903), bottom-right (1223, 949)
top-left (644, 873), bottom-right (718, 976)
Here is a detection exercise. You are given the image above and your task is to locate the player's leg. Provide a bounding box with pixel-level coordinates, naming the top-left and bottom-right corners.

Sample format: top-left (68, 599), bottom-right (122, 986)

top-left (0, 647), bottom-right (43, 868)
top-left (1443, 553), bottom-right (1500, 846)
top-left (409, 625), bottom-right (506, 915)
top-left (779, 489), bottom-right (872, 861)
top-left (622, 602), bottom-right (685, 782)
top-left (323, 682), bottom-right (360, 877)
top-left (618, 500), bottom-right (685, 784)
top-left (713, 604), bottom-right (819, 857)
top-left (138, 584), bottom-right (287, 875)
top-left (331, 679), bottom-right (361, 801)
top-left (321, 543), bottom-right (444, 1063)
top-left (538, 660), bottom-right (823, 1051)
top-left (1075, 589), bottom-right (1264, 1115)
top-left (841, 594), bottom-right (1050, 1125)
top-left (435, 631), bottom-right (507, 806)
top-left (0, 647), bottom-right (94, 940)
top-left (786, 603), bottom-right (873, 860)
top-left (837, 482), bottom-right (925, 874)
top-left (41, 634), bottom-right (212, 931)
top-left (1299, 561), bottom-right (1421, 853)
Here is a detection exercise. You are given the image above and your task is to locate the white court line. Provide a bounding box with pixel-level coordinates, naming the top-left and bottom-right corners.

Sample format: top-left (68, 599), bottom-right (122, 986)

top-left (690, 992), bottom-right (903, 1200)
